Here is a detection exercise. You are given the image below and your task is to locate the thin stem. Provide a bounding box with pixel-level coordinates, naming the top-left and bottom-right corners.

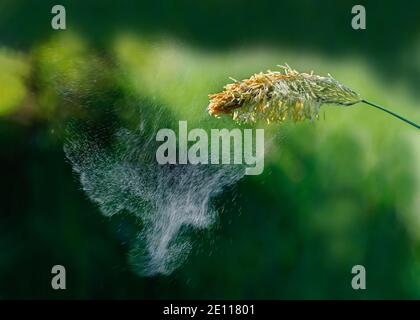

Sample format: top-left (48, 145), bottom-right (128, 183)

top-left (361, 100), bottom-right (419, 129)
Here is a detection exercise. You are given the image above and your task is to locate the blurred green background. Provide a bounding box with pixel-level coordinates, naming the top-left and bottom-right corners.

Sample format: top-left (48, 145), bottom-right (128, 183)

top-left (1, 0), bottom-right (420, 299)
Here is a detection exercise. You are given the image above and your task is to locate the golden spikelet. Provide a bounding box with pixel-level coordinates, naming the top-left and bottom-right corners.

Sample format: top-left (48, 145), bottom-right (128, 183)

top-left (208, 65), bottom-right (361, 124)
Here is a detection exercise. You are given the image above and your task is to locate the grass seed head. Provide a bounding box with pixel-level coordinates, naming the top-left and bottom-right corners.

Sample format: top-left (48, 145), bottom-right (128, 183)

top-left (208, 65), bottom-right (361, 124)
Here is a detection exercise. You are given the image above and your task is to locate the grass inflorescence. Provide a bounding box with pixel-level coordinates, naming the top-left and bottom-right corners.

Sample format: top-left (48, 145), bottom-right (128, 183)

top-left (208, 65), bottom-right (419, 129)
